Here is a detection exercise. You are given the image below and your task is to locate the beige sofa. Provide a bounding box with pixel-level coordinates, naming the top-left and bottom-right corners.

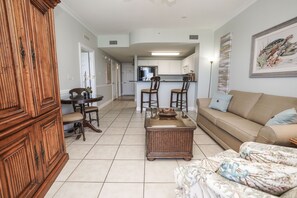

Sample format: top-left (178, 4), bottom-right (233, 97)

top-left (196, 90), bottom-right (297, 151)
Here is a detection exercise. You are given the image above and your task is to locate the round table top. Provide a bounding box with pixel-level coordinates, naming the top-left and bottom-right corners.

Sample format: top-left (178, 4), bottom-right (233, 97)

top-left (61, 94), bottom-right (103, 104)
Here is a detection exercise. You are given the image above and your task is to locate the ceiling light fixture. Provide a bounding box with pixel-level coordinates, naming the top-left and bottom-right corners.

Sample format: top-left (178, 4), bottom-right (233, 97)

top-left (151, 52), bottom-right (180, 56)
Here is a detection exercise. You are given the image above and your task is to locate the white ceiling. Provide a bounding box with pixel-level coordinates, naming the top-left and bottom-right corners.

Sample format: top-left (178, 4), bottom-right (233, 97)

top-left (61, 0), bottom-right (257, 62)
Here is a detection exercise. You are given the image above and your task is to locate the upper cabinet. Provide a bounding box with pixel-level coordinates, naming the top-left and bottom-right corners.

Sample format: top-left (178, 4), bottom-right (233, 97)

top-left (138, 59), bottom-right (182, 74)
top-left (182, 54), bottom-right (195, 74)
top-left (158, 60), bottom-right (181, 74)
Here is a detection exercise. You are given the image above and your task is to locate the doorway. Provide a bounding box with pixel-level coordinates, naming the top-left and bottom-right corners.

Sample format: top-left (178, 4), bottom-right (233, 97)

top-left (79, 43), bottom-right (96, 96)
top-left (121, 63), bottom-right (135, 96)
top-left (112, 61), bottom-right (121, 100)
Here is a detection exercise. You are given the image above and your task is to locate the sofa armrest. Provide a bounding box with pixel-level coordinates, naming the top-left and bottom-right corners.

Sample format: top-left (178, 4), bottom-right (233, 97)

top-left (256, 124), bottom-right (297, 146)
top-left (197, 98), bottom-right (211, 109)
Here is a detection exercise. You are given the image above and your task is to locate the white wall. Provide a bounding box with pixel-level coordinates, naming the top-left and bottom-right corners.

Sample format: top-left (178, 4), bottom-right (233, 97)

top-left (213, 0), bottom-right (297, 97)
top-left (54, 6), bottom-right (116, 107)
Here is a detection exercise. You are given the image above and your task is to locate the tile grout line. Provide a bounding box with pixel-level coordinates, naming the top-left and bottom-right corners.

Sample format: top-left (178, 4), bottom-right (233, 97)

top-left (97, 105), bottom-right (134, 198)
top-left (52, 105), bottom-right (115, 197)
top-left (61, 104), bottom-right (119, 198)
top-left (53, 101), bottom-right (199, 197)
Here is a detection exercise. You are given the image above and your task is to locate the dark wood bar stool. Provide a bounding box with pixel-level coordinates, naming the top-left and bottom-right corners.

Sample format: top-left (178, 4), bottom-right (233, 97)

top-left (170, 76), bottom-right (191, 112)
top-left (140, 76), bottom-right (161, 113)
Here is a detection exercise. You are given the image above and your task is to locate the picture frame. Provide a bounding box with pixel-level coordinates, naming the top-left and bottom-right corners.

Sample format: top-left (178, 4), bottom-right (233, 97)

top-left (249, 17), bottom-right (297, 78)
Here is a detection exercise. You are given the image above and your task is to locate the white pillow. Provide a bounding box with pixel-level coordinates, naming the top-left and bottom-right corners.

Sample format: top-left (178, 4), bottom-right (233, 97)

top-left (208, 93), bottom-right (233, 112)
top-left (266, 108), bottom-right (297, 126)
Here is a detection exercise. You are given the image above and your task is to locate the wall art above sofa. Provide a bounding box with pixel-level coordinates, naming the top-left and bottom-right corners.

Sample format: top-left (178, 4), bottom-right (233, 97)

top-left (250, 17), bottom-right (297, 78)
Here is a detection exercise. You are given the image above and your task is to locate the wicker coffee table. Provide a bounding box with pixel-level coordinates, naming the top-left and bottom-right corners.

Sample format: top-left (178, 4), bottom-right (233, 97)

top-left (144, 108), bottom-right (197, 161)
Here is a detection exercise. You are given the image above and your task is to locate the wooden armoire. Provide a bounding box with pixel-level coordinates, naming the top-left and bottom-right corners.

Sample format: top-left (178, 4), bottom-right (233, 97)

top-left (0, 0), bottom-right (68, 197)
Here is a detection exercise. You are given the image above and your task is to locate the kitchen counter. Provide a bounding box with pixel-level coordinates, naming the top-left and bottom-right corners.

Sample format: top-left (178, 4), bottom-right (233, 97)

top-left (133, 81), bottom-right (197, 111)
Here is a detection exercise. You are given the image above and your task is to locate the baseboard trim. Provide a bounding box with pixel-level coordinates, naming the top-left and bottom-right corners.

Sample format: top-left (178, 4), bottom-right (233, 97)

top-left (99, 99), bottom-right (113, 109)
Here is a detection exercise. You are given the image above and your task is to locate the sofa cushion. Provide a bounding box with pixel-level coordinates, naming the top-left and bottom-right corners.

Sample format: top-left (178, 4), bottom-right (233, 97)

top-left (199, 107), bottom-right (238, 124)
top-left (227, 90), bottom-right (262, 118)
top-left (248, 94), bottom-right (297, 126)
top-left (216, 116), bottom-right (262, 142)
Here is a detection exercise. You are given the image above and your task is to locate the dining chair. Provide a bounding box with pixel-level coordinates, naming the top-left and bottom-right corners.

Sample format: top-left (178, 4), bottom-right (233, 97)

top-left (140, 76), bottom-right (161, 113)
top-left (62, 112), bottom-right (85, 141)
top-left (69, 88), bottom-right (100, 126)
top-left (170, 75), bottom-right (191, 112)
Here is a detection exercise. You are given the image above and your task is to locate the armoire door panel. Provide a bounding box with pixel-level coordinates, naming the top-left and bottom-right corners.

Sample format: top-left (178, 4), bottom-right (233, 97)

top-left (29, 3), bottom-right (58, 116)
top-left (0, 127), bottom-right (39, 198)
top-left (35, 112), bottom-right (64, 177)
top-left (0, 0), bottom-right (32, 131)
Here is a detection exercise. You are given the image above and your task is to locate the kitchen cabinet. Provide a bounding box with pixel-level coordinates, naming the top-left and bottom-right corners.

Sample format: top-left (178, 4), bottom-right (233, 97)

top-left (168, 60), bottom-right (182, 74)
top-left (182, 54), bottom-right (195, 74)
top-left (138, 59), bottom-right (182, 74)
top-left (138, 60), bottom-right (158, 66)
top-left (0, 0), bottom-right (68, 197)
top-left (158, 60), bottom-right (181, 74)
top-left (138, 60), bottom-right (149, 66)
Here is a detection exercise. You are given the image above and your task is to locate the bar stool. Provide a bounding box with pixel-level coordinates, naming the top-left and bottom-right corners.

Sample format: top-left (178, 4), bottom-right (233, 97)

top-left (170, 76), bottom-right (191, 112)
top-left (140, 76), bottom-right (161, 113)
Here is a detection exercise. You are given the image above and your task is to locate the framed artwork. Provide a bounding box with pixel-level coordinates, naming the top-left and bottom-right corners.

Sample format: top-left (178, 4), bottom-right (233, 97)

top-left (218, 33), bottom-right (232, 93)
top-left (250, 17), bottom-right (297, 77)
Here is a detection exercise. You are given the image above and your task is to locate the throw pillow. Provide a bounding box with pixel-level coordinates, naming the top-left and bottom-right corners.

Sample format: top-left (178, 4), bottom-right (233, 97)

top-left (208, 93), bottom-right (233, 112)
top-left (265, 108), bottom-right (297, 126)
top-left (217, 158), bottom-right (297, 196)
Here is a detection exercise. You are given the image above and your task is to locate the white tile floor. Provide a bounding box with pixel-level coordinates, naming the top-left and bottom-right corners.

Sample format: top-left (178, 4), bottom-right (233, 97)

top-left (46, 100), bottom-right (224, 198)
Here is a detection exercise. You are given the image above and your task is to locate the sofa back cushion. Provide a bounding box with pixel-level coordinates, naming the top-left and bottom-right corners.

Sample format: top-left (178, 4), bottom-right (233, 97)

top-left (247, 94), bottom-right (297, 125)
top-left (227, 90), bottom-right (262, 118)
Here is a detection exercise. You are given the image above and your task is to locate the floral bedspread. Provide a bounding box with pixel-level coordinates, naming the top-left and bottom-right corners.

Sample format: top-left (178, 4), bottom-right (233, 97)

top-left (174, 142), bottom-right (297, 198)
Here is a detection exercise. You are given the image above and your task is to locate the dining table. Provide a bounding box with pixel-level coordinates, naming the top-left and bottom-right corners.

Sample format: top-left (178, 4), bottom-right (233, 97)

top-left (61, 94), bottom-right (104, 133)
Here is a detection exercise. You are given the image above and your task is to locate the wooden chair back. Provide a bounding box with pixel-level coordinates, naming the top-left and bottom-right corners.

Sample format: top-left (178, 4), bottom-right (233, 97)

top-left (69, 88), bottom-right (88, 97)
top-left (150, 76), bottom-right (161, 91)
top-left (69, 88), bottom-right (90, 111)
top-left (181, 76), bottom-right (191, 92)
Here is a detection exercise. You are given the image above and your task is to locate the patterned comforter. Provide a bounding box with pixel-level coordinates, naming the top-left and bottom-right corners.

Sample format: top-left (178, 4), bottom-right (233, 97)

top-left (174, 142), bottom-right (297, 198)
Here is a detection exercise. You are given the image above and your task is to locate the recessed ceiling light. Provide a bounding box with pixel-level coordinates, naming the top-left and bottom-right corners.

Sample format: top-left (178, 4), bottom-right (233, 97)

top-left (151, 52), bottom-right (180, 56)
top-left (181, 16), bottom-right (187, 19)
